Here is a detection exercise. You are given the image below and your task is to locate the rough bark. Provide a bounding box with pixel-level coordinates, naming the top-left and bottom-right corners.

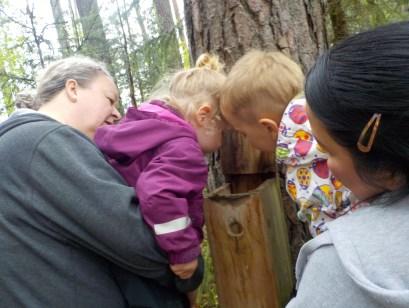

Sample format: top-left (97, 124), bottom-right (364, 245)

top-left (184, 0), bottom-right (327, 72)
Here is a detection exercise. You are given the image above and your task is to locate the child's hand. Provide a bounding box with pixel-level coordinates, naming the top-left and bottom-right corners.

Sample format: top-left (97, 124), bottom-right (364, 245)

top-left (170, 258), bottom-right (198, 279)
top-left (187, 290), bottom-right (198, 308)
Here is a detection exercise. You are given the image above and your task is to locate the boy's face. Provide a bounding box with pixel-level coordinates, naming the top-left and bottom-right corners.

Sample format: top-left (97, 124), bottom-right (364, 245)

top-left (221, 104), bottom-right (277, 152)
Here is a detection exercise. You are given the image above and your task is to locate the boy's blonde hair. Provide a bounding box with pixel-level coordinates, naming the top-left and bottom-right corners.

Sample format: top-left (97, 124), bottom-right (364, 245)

top-left (221, 50), bottom-right (304, 121)
top-left (166, 53), bottom-right (225, 120)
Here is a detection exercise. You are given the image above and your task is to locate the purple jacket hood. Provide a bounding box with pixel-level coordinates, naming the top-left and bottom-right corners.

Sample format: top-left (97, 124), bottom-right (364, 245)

top-left (95, 101), bottom-right (198, 160)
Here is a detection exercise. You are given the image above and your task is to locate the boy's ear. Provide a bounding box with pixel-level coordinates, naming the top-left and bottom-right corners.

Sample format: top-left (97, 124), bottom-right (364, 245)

top-left (195, 104), bottom-right (212, 125)
top-left (259, 118), bottom-right (278, 136)
top-left (65, 79), bottom-right (78, 103)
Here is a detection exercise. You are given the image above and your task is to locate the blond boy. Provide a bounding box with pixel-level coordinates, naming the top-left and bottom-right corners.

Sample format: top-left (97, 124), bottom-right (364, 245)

top-left (220, 50), bottom-right (352, 236)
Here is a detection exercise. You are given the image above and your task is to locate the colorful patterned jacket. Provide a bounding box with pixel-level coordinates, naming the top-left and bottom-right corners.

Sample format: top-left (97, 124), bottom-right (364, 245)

top-left (276, 98), bottom-right (353, 236)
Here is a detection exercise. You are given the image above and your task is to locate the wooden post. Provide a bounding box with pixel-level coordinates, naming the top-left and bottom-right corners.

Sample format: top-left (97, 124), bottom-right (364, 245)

top-left (205, 177), bottom-right (293, 308)
top-left (220, 130), bottom-right (276, 192)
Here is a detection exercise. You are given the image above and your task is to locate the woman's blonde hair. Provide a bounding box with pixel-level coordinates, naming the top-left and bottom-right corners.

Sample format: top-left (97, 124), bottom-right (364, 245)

top-left (15, 89), bottom-right (39, 110)
top-left (166, 53), bottom-right (226, 120)
top-left (35, 56), bottom-right (112, 106)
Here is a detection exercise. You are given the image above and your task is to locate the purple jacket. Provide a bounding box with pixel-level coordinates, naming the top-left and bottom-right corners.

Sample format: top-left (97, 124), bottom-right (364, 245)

top-left (95, 101), bottom-right (207, 264)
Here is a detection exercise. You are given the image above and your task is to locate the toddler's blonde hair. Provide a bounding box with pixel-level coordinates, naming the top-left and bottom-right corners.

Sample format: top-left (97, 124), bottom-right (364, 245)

top-left (221, 50), bottom-right (304, 121)
top-left (166, 53), bottom-right (225, 120)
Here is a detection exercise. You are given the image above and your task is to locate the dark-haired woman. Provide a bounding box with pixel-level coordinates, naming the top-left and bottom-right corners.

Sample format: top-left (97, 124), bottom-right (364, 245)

top-left (287, 21), bottom-right (409, 308)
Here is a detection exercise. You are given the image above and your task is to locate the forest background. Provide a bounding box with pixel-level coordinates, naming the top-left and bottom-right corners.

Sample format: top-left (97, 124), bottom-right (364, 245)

top-left (0, 0), bottom-right (408, 307)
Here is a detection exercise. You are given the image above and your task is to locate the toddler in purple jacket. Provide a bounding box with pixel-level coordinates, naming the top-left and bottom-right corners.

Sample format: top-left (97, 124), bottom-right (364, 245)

top-left (95, 54), bottom-right (226, 306)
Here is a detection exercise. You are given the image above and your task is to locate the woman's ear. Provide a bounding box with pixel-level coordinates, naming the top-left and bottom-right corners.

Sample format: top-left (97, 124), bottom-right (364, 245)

top-left (65, 79), bottom-right (78, 103)
top-left (383, 172), bottom-right (407, 192)
top-left (259, 118), bottom-right (278, 137)
top-left (195, 104), bottom-right (212, 126)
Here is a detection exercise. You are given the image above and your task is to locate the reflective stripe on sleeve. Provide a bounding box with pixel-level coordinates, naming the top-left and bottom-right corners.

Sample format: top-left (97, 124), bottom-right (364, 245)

top-left (153, 217), bottom-right (192, 235)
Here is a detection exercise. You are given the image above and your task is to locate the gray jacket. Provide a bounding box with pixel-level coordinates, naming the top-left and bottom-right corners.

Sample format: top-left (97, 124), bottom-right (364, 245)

top-left (287, 193), bottom-right (409, 308)
top-left (0, 113), bottom-right (199, 307)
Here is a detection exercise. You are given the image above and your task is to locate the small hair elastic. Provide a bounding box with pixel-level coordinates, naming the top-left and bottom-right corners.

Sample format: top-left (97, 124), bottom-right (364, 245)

top-left (357, 113), bottom-right (382, 153)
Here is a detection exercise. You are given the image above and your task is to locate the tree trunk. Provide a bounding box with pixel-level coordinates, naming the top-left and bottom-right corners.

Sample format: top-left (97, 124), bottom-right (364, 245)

top-left (171, 0), bottom-right (190, 67)
top-left (75, 0), bottom-right (112, 68)
top-left (68, 0), bottom-right (81, 51)
top-left (49, 0), bottom-right (71, 56)
top-left (327, 0), bottom-right (348, 43)
top-left (184, 0), bottom-right (324, 304)
top-left (26, 4), bottom-right (44, 68)
top-left (154, 0), bottom-right (175, 33)
top-left (184, 0), bottom-right (327, 72)
top-left (124, 0), bottom-right (145, 102)
top-left (115, 0), bottom-right (137, 107)
top-left (68, 0), bottom-right (81, 49)
top-left (153, 0), bottom-right (182, 69)
top-left (134, 0), bottom-right (149, 42)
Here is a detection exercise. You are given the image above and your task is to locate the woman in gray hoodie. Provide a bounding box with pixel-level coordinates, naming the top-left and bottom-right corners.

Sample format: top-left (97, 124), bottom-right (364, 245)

top-left (0, 56), bottom-right (201, 307)
top-left (287, 21), bottom-right (409, 308)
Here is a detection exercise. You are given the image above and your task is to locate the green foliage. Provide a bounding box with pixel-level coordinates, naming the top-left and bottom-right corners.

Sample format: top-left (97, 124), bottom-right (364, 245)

top-left (198, 234), bottom-right (219, 308)
top-left (353, 0), bottom-right (408, 28)
top-left (133, 4), bottom-right (183, 99)
top-left (175, 19), bottom-right (192, 69)
top-left (328, 0), bottom-right (409, 43)
top-left (0, 0), bottom-right (189, 114)
top-left (0, 31), bottom-right (33, 116)
top-left (104, 1), bottom-right (189, 108)
top-left (137, 32), bottom-right (179, 94)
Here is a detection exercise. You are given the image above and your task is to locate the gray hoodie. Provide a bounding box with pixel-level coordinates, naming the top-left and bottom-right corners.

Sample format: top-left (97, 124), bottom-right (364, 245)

top-left (0, 113), bottom-right (201, 307)
top-left (287, 193), bottom-right (409, 308)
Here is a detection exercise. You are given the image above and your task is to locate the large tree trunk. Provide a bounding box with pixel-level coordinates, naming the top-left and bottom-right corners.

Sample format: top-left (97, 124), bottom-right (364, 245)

top-left (75, 0), bottom-right (112, 68)
top-left (49, 0), bottom-right (71, 56)
top-left (153, 0), bottom-right (183, 69)
top-left (185, 0), bottom-right (327, 72)
top-left (185, 0), bottom-right (326, 303)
